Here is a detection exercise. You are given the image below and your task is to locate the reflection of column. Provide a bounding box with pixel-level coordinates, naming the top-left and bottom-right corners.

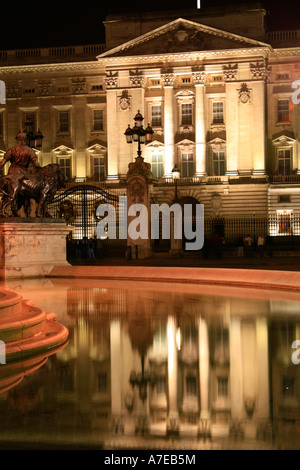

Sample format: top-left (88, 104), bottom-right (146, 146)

top-left (162, 74), bottom-right (175, 177)
top-left (110, 320), bottom-right (122, 419)
top-left (193, 71), bottom-right (206, 176)
top-left (198, 316), bottom-right (211, 437)
top-left (229, 317), bottom-right (244, 419)
top-left (167, 315), bottom-right (179, 434)
top-left (256, 317), bottom-right (269, 419)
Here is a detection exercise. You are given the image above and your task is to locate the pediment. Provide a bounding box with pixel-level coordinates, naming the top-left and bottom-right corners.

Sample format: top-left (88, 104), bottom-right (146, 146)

top-left (53, 144), bottom-right (74, 154)
top-left (98, 18), bottom-right (270, 59)
top-left (272, 134), bottom-right (296, 146)
top-left (87, 141), bottom-right (107, 152)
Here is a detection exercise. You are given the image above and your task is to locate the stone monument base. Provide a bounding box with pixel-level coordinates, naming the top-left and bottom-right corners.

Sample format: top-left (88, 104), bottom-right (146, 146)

top-left (0, 218), bottom-right (73, 280)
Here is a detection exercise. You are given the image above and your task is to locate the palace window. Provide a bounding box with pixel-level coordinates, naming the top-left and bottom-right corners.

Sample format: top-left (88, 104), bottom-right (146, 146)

top-left (277, 148), bottom-right (291, 175)
top-left (212, 151), bottom-right (226, 176)
top-left (277, 99), bottom-right (291, 123)
top-left (155, 377), bottom-right (166, 395)
top-left (58, 157), bottom-right (71, 180)
top-left (59, 111), bottom-right (69, 133)
top-left (93, 109), bottom-right (103, 132)
top-left (97, 373), bottom-right (107, 393)
top-left (92, 155), bottom-right (105, 181)
top-left (151, 154), bottom-right (164, 178)
top-left (181, 103), bottom-right (193, 126)
top-left (212, 101), bottom-right (224, 124)
top-left (151, 104), bottom-right (162, 127)
top-left (181, 153), bottom-right (194, 177)
top-left (217, 377), bottom-right (229, 397)
top-left (186, 376), bottom-right (197, 396)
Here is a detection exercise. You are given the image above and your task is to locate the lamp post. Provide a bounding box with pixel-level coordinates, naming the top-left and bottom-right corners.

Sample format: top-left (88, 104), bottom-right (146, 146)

top-left (23, 115), bottom-right (44, 149)
top-left (124, 111), bottom-right (153, 159)
top-left (172, 164), bottom-right (180, 202)
top-left (129, 355), bottom-right (155, 402)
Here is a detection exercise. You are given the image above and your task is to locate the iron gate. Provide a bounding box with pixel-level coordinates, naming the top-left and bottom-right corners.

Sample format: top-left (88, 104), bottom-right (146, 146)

top-left (48, 184), bottom-right (127, 256)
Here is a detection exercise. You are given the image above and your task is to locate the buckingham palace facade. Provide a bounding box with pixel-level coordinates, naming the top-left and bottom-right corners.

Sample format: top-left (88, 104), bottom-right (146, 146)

top-left (0, 3), bottom-right (300, 241)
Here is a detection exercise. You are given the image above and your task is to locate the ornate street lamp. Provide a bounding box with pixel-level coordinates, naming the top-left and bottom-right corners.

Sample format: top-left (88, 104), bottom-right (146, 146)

top-left (129, 355), bottom-right (156, 402)
top-left (22, 115), bottom-right (44, 149)
top-left (124, 110), bottom-right (153, 158)
top-left (172, 164), bottom-right (180, 202)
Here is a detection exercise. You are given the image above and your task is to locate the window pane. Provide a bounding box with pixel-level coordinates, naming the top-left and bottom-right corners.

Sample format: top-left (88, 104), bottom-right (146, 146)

top-left (151, 105), bottom-right (162, 127)
top-left (93, 109), bottom-right (103, 131)
top-left (213, 102), bottom-right (224, 124)
top-left (93, 155), bottom-right (105, 181)
top-left (278, 148), bottom-right (291, 175)
top-left (181, 103), bottom-right (192, 125)
top-left (212, 151), bottom-right (225, 176)
top-left (151, 154), bottom-right (164, 178)
top-left (59, 158), bottom-right (71, 179)
top-left (277, 99), bottom-right (290, 122)
top-left (59, 111), bottom-right (69, 132)
top-left (182, 153), bottom-right (194, 177)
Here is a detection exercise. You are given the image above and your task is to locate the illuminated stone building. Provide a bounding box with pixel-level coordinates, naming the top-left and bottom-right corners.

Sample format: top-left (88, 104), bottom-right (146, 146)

top-left (0, 3), bottom-right (300, 239)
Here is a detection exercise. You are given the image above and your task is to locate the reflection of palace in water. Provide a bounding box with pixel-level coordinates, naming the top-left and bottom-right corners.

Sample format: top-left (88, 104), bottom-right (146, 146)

top-left (54, 283), bottom-right (300, 447)
top-left (1, 281), bottom-right (300, 448)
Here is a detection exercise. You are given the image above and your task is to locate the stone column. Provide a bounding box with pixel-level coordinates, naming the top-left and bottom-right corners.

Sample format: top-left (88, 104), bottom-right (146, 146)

top-left (198, 316), bottom-right (211, 437)
top-left (167, 315), bottom-right (179, 435)
top-left (162, 74), bottom-right (175, 177)
top-left (224, 65), bottom-right (239, 176)
top-left (250, 62), bottom-right (269, 175)
top-left (110, 320), bottom-right (123, 433)
top-left (193, 70), bottom-right (207, 176)
top-left (105, 71), bottom-right (119, 181)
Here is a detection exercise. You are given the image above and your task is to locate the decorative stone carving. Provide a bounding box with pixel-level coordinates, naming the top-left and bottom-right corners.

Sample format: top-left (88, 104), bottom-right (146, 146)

top-left (104, 71), bottom-right (118, 88)
top-left (71, 79), bottom-right (86, 94)
top-left (210, 192), bottom-right (223, 216)
top-left (6, 84), bottom-right (20, 98)
top-left (119, 90), bottom-right (131, 111)
top-left (38, 81), bottom-right (53, 96)
top-left (161, 73), bottom-right (175, 87)
top-left (192, 69), bottom-right (206, 85)
top-left (129, 69), bottom-right (145, 87)
top-left (238, 82), bottom-right (251, 104)
top-left (223, 63), bottom-right (238, 81)
top-left (127, 156), bottom-right (152, 182)
top-left (250, 61), bottom-right (271, 81)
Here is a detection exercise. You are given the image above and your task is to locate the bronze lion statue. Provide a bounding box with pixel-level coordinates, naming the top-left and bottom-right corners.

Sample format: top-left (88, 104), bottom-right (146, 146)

top-left (0, 163), bottom-right (66, 218)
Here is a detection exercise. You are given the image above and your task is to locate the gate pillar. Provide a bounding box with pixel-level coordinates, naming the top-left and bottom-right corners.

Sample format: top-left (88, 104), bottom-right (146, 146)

top-left (126, 156), bottom-right (152, 259)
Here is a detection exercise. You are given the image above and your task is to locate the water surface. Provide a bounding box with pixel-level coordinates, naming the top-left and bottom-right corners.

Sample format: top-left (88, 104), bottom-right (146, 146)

top-left (0, 277), bottom-right (300, 450)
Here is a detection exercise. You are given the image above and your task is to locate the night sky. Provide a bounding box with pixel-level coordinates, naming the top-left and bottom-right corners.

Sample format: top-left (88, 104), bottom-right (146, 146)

top-left (0, 0), bottom-right (299, 50)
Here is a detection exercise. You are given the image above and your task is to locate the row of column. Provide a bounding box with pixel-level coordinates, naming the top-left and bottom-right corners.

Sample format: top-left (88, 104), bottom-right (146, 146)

top-left (106, 70), bottom-right (267, 180)
top-left (110, 315), bottom-right (270, 435)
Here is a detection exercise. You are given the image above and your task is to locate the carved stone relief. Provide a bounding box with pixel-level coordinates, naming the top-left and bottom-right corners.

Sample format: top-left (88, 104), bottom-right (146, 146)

top-left (238, 83), bottom-right (251, 104)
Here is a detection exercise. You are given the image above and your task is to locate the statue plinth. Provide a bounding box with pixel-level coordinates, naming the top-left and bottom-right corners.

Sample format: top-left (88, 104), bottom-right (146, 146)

top-left (0, 218), bottom-right (73, 280)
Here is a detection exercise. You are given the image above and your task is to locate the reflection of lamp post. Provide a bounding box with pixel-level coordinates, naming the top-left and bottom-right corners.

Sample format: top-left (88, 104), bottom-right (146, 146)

top-left (172, 165), bottom-right (180, 202)
top-left (124, 111), bottom-right (153, 159)
top-left (129, 355), bottom-right (155, 402)
top-left (23, 115), bottom-right (44, 149)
